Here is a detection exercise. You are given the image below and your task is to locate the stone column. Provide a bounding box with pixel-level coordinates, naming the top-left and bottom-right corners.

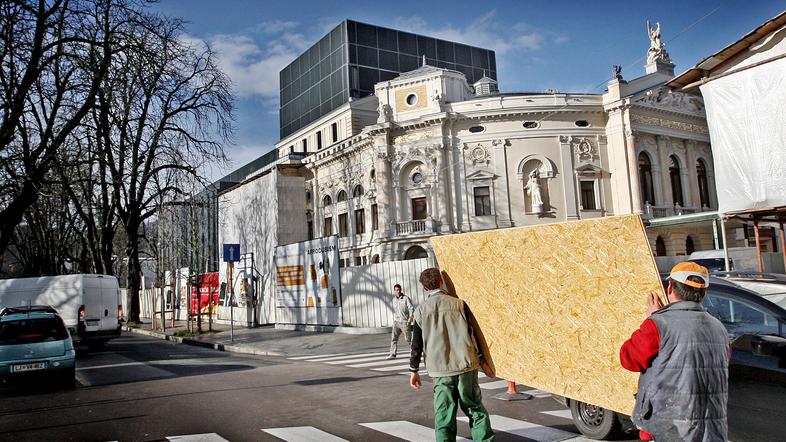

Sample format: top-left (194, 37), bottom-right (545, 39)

top-left (372, 133), bottom-right (392, 238)
top-left (492, 139), bottom-right (513, 227)
top-left (558, 136), bottom-right (580, 220)
top-left (625, 130), bottom-right (643, 214)
top-left (656, 135), bottom-right (673, 206)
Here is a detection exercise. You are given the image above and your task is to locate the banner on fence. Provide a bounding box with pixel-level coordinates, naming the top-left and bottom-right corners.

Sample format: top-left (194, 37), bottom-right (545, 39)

top-left (190, 272), bottom-right (220, 317)
top-left (274, 236), bottom-right (340, 308)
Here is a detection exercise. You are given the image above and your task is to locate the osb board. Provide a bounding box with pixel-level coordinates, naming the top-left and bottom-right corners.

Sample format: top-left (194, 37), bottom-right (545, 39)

top-left (430, 215), bottom-right (662, 414)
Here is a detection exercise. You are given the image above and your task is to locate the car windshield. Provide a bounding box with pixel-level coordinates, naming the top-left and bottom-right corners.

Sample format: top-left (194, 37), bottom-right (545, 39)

top-left (0, 317), bottom-right (69, 345)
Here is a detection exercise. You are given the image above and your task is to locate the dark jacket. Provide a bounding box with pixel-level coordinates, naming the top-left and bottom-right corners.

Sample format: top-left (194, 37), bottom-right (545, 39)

top-left (630, 301), bottom-right (729, 441)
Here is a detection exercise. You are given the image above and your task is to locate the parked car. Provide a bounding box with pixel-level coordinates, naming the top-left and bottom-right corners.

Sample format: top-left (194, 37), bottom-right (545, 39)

top-left (560, 276), bottom-right (786, 441)
top-left (712, 271), bottom-right (786, 310)
top-left (0, 305), bottom-right (76, 387)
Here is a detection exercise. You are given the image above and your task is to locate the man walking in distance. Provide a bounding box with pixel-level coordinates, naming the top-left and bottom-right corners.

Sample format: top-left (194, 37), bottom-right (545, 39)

top-left (409, 268), bottom-right (494, 442)
top-left (388, 283), bottom-right (414, 360)
top-left (620, 262), bottom-right (729, 441)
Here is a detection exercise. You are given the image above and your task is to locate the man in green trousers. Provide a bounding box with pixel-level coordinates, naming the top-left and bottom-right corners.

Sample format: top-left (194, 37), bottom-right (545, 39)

top-left (409, 267), bottom-right (494, 441)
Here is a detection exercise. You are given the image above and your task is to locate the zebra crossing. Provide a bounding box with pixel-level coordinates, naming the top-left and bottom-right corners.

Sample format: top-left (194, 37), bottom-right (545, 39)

top-left (286, 351), bottom-right (553, 399)
top-left (261, 414), bottom-right (594, 441)
top-left (156, 413), bottom-right (593, 442)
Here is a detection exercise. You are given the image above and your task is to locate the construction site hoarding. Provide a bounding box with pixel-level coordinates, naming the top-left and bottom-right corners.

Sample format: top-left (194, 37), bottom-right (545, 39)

top-left (274, 236), bottom-right (341, 308)
top-left (430, 214), bottom-right (662, 414)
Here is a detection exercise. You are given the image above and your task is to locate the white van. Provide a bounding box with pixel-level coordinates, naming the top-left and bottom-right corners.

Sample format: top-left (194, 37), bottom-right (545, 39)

top-left (0, 274), bottom-right (122, 345)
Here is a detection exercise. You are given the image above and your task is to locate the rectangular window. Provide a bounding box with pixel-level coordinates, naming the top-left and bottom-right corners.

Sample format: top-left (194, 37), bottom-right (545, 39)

top-left (331, 122), bottom-right (338, 143)
top-left (307, 221), bottom-right (313, 240)
top-left (371, 204), bottom-right (378, 230)
top-left (473, 186), bottom-right (492, 216)
top-left (354, 209), bottom-right (365, 235)
top-left (580, 181), bottom-right (597, 210)
top-left (338, 213), bottom-right (348, 237)
top-left (411, 197), bottom-right (427, 220)
top-left (323, 217), bottom-right (332, 237)
top-left (354, 256), bottom-right (363, 266)
top-left (302, 139), bottom-right (308, 152)
top-left (317, 131), bottom-right (323, 149)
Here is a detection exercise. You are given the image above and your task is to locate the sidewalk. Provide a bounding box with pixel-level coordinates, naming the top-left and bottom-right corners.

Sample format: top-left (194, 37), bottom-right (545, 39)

top-left (123, 319), bottom-right (392, 358)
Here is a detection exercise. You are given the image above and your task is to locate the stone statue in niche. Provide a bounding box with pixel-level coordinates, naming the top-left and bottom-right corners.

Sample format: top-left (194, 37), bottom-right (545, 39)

top-left (378, 102), bottom-right (392, 123)
top-left (525, 170), bottom-right (544, 213)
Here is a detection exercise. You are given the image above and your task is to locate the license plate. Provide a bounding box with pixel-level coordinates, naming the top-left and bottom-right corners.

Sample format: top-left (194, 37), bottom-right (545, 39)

top-left (12, 362), bottom-right (46, 373)
top-left (86, 320), bottom-right (99, 326)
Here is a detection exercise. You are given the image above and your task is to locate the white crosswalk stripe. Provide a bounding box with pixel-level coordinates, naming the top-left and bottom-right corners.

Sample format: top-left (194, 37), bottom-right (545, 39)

top-left (541, 409), bottom-right (573, 419)
top-left (360, 421), bottom-right (471, 441)
top-left (166, 434), bottom-right (229, 442)
top-left (372, 363), bottom-right (414, 372)
top-left (262, 426), bottom-right (349, 441)
top-left (479, 379), bottom-right (510, 390)
top-left (308, 352), bottom-right (389, 362)
top-left (287, 353), bottom-right (347, 360)
top-left (459, 415), bottom-right (580, 441)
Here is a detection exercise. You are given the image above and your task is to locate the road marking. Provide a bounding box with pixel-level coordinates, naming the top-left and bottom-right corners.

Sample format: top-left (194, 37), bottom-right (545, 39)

top-left (479, 380), bottom-right (510, 390)
top-left (360, 421), bottom-right (471, 441)
top-left (541, 409), bottom-right (573, 420)
top-left (346, 358), bottom-right (412, 368)
top-left (372, 364), bottom-right (414, 371)
top-left (327, 355), bottom-right (393, 365)
top-left (309, 352), bottom-right (389, 362)
top-left (399, 370), bottom-right (428, 376)
top-left (287, 353), bottom-right (347, 360)
top-left (262, 426), bottom-right (348, 441)
top-left (523, 389), bottom-right (553, 398)
top-left (77, 362), bottom-right (145, 371)
top-left (458, 415), bottom-right (579, 441)
top-left (166, 433), bottom-right (230, 442)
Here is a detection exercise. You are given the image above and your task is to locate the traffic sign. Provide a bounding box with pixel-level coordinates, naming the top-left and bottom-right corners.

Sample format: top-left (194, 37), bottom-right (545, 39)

top-left (223, 243), bottom-right (241, 262)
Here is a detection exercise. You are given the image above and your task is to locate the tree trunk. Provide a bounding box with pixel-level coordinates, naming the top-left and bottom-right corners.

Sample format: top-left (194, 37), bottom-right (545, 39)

top-left (0, 178), bottom-right (42, 259)
top-left (125, 231), bottom-right (142, 323)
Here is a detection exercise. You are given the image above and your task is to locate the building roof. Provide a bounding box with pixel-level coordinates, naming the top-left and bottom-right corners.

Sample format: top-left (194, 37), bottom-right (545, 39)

top-left (667, 10), bottom-right (786, 91)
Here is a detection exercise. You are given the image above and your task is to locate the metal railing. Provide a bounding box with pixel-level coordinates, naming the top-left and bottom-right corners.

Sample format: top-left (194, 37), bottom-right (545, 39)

top-left (643, 204), bottom-right (708, 219)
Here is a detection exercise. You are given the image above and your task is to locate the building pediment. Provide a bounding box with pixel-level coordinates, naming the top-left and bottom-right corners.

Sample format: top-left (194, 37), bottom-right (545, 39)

top-left (466, 170), bottom-right (498, 181)
top-left (632, 86), bottom-right (705, 116)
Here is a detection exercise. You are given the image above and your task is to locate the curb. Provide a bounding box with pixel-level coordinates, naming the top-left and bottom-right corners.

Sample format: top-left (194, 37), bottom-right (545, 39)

top-left (122, 326), bottom-right (288, 357)
top-left (274, 323), bottom-right (390, 335)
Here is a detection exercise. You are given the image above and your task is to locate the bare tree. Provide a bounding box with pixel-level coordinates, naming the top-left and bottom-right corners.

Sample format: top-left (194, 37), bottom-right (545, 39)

top-left (95, 14), bottom-right (232, 323)
top-left (0, 0), bottom-right (117, 262)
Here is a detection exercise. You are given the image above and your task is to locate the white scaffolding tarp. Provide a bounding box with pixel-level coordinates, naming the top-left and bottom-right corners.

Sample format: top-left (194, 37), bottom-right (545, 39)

top-left (700, 56), bottom-right (786, 214)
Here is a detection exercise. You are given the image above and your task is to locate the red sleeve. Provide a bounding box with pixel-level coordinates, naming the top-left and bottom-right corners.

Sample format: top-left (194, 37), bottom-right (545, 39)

top-left (620, 319), bottom-right (660, 372)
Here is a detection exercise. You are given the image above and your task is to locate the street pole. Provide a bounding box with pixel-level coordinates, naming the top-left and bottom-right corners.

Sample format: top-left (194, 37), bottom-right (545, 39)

top-left (228, 261), bottom-right (234, 343)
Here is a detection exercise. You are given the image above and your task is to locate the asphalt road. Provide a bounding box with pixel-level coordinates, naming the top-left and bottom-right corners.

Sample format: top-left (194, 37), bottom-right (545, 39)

top-left (0, 335), bottom-right (639, 441)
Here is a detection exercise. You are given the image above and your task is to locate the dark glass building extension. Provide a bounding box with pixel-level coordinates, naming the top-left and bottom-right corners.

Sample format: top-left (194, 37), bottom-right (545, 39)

top-left (279, 20), bottom-right (497, 139)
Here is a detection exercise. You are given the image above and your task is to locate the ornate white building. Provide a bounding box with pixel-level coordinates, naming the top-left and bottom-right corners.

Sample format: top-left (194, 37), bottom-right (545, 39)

top-left (220, 24), bottom-right (718, 272)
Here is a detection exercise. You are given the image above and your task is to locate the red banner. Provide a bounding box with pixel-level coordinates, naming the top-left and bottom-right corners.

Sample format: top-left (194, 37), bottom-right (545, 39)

top-left (190, 272), bottom-right (220, 316)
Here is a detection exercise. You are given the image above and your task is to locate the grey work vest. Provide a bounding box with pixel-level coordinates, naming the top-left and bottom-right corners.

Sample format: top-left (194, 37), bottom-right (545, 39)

top-left (631, 301), bottom-right (729, 442)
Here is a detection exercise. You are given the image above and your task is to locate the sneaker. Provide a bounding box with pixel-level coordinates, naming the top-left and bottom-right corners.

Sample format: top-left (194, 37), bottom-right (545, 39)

top-left (386, 354), bottom-right (396, 360)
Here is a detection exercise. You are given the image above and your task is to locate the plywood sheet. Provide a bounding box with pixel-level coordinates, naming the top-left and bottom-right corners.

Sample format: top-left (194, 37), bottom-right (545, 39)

top-left (430, 215), bottom-right (662, 414)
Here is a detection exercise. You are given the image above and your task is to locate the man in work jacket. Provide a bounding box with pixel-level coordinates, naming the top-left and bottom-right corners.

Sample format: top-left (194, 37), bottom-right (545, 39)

top-left (388, 283), bottom-right (414, 359)
top-left (409, 268), bottom-right (493, 442)
top-left (620, 262), bottom-right (729, 441)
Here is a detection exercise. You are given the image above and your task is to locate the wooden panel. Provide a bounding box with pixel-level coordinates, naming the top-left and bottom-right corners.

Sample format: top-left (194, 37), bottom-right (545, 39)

top-left (430, 215), bottom-right (662, 414)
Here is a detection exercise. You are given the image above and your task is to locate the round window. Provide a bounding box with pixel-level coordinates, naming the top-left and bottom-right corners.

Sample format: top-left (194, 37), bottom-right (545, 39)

top-left (523, 121), bottom-right (538, 129)
top-left (412, 172), bottom-right (423, 184)
top-left (468, 126), bottom-right (485, 133)
top-left (575, 120), bottom-right (590, 127)
top-left (406, 93), bottom-right (418, 106)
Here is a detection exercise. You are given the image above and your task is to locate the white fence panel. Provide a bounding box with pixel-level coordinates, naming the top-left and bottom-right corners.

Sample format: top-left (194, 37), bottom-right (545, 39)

top-left (340, 257), bottom-right (435, 328)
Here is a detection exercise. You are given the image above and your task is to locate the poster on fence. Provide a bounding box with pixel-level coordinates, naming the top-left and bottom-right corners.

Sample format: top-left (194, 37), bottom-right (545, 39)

top-left (190, 272), bottom-right (220, 317)
top-left (274, 236), bottom-right (340, 308)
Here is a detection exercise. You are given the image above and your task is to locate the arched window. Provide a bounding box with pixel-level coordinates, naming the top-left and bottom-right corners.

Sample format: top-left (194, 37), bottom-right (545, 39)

top-left (404, 245), bottom-right (428, 260)
top-left (336, 190), bottom-right (347, 202)
top-left (322, 195), bottom-right (332, 207)
top-left (697, 159), bottom-right (710, 208)
top-left (371, 254), bottom-right (380, 264)
top-left (669, 155), bottom-right (684, 206)
top-left (656, 236), bottom-right (667, 256)
top-left (352, 185), bottom-right (363, 198)
top-left (638, 152), bottom-right (655, 205)
top-left (686, 236), bottom-right (695, 255)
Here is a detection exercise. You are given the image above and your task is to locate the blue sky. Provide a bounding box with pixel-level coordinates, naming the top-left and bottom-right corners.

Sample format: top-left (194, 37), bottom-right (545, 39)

top-left (151, 0), bottom-right (785, 180)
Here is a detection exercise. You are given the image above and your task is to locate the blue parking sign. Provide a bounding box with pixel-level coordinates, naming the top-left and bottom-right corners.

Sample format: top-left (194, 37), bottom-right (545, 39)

top-left (223, 243), bottom-right (241, 262)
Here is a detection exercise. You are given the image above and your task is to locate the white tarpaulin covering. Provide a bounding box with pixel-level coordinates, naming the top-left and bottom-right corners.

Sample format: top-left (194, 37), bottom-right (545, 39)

top-left (700, 56), bottom-right (786, 214)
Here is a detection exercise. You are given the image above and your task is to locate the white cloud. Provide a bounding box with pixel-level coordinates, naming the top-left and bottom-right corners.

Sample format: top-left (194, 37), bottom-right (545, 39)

top-left (392, 11), bottom-right (559, 55)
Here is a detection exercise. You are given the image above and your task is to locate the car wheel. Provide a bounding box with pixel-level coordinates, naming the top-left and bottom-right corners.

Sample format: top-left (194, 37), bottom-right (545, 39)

top-left (569, 399), bottom-right (621, 440)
